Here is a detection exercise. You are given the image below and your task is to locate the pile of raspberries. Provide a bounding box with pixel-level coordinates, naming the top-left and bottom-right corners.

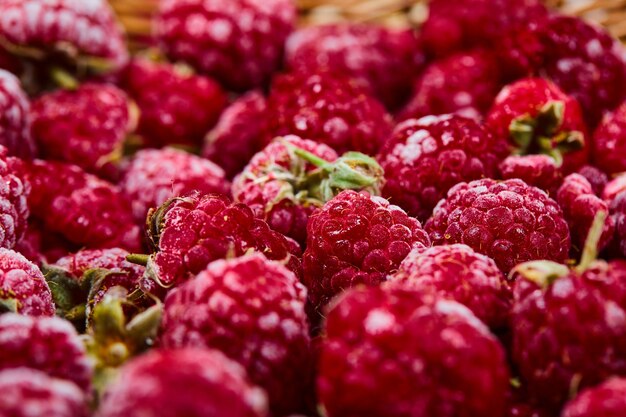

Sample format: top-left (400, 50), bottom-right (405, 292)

top-left (1, 0), bottom-right (626, 416)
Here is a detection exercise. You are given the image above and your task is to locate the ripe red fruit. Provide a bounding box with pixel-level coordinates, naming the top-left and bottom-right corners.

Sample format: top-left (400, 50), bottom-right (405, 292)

top-left (378, 115), bottom-right (509, 220)
top-left (161, 254), bottom-right (312, 416)
top-left (25, 160), bottom-right (142, 252)
top-left (0, 248), bottom-right (54, 315)
top-left (156, 0), bottom-right (296, 91)
top-left (318, 285), bottom-right (510, 417)
top-left (562, 377), bottom-right (626, 417)
top-left (592, 101), bottom-right (626, 176)
top-left (399, 49), bottom-right (502, 122)
top-left (144, 193), bottom-right (301, 290)
top-left (389, 244), bottom-right (511, 329)
top-left (303, 190), bottom-right (430, 310)
top-left (486, 78), bottom-right (588, 174)
top-left (499, 155), bottom-right (562, 196)
top-left (203, 90), bottom-right (267, 179)
top-left (576, 165), bottom-right (608, 197)
top-left (264, 71), bottom-right (393, 155)
top-left (96, 348), bottom-right (269, 417)
top-left (31, 83), bottom-right (133, 179)
top-left (425, 179), bottom-right (571, 272)
top-left (607, 190), bottom-right (626, 258)
top-left (603, 174), bottom-right (626, 202)
top-left (0, 146), bottom-right (29, 249)
top-left (0, 69), bottom-right (34, 158)
top-left (121, 59), bottom-right (227, 148)
top-left (286, 24), bottom-right (424, 109)
top-left (0, 368), bottom-right (88, 417)
top-left (121, 148), bottom-right (230, 222)
top-left (0, 313), bottom-right (92, 390)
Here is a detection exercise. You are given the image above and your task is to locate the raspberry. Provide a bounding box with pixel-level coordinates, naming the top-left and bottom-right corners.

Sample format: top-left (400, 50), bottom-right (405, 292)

top-left (0, 69), bottom-right (34, 158)
top-left (121, 59), bottom-right (227, 148)
top-left (303, 190), bottom-right (430, 310)
top-left (0, 313), bottom-right (92, 390)
top-left (0, 248), bottom-right (53, 315)
top-left (607, 190), bottom-right (626, 258)
top-left (120, 148), bottom-right (230, 222)
top-left (25, 160), bottom-right (142, 252)
top-left (0, 147), bottom-right (29, 249)
top-left (562, 377), bottom-right (626, 417)
top-left (592, 101), bottom-right (626, 175)
top-left (425, 179), bottom-right (570, 272)
top-left (499, 155), bottom-right (562, 196)
top-left (96, 348), bottom-right (268, 417)
top-left (576, 165), bottom-right (608, 196)
top-left (398, 49), bottom-right (502, 122)
top-left (144, 193), bottom-right (301, 290)
top-left (318, 285), bottom-right (510, 417)
top-left (378, 115), bottom-right (509, 220)
top-left (264, 71), bottom-right (393, 155)
top-left (31, 83), bottom-right (133, 180)
top-left (203, 90), bottom-right (267, 179)
top-left (603, 174), bottom-right (626, 202)
top-left (486, 78), bottom-right (588, 174)
top-left (156, 0), bottom-right (296, 91)
top-left (389, 244), bottom-right (511, 329)
top-left (511, 257), bottom-right (626, 410)
top-left (161, 254), bottom-right (312, 415)
top-left (286, 24), bottom-right (424, 109)
top-left (0, 368), bottom-right (88, 417)
top-left (557, 174), bottom-right (614, 253)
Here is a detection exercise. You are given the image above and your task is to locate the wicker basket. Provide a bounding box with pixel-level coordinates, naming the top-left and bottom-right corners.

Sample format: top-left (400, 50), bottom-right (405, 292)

top-left (110, 0), bottom-right (626, 51)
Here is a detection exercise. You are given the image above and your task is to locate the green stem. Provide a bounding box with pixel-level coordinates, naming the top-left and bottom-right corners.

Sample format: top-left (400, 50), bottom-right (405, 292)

top-left (126, 254), bottom-right (149, 266)
top-left (50, 67), bottom-right (79, 90)
top-left (576, 211), bottom-right (608, 273)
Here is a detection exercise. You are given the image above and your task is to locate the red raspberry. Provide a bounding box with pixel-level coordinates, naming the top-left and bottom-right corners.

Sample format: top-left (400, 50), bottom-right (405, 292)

top-left (318, 285), bottom-right (510, 417)
top-left (501, 16), bottom-right (626, 127)
top-left (161, 254), bottom-right (312, 415)
top-left (389, 244), bottom-right (511, 329)
top-left (0, 147), bottom-right (29, 249)
top-left (511, 258), bottom-right (626, 410)
top-left (25, 160), bottom-right (141, 252)
top-left (0, 248), bottom-right (53, 316)
top-left (156, 0), bottom-right (296, 91)
top-left (0, 368), bottom-right (88, 417)
top-left (31, 83), bottom-right (133, 179)
top-left (203, 90), bottom-right (267, 179)
top-left (0, 0), bottom-right (128, 72)
top-left (145, 193), bottom-right (301, 290)
top-left (120, 148), bottom-right (230, 222)
top-left (562, 377), bottom-right (626, 417)
top-left (0, 313), bottom-right (92, 390)
top-left (0, 69), bottom-right (34, 158)
top-left (264, 71), bottom-right (393, 155)
top-left (592, 101), bottom-right (626, 175)
top-left (303, 190), bottom-right (430, 310)
top-left (421, 0), bottom-right (547, 57)
top-left (486, 78), bottom-right (588, 174)
top-left (499, 155), bottom-right (563, 196)
top-left (425, 179), bottom-right (571, 272)
top-left (378, 115), bottom-right (509, 220)
top-left (576, 165), bottom-right (608, 196)
top-left (398, 49), bottom-right (502, 122)
top-left (603, 174), bottom-right (626, 202)
top-left (286, 24), bottom-right (424, 109)
top-left (557, 174), bottom-right (614, 253)
top-left (607, 190), bottom-right (626, 258)
top-left (121, 59), bottom-right (227, 148)
top-left (96, 348), bottom-right (268, 417)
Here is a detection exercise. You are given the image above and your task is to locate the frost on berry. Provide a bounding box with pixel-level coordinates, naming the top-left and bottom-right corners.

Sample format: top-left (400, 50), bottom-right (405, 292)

top-left (0, 146), bottom-right (29, 250)
top-left (0, 69), bottom-right (34, 158)
top-left (593, 101), bottom-right (626, 176)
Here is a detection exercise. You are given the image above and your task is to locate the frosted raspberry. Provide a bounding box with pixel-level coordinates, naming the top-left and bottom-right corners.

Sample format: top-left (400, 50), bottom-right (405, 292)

top-left (286, 24), bottom-right (424, 109)
top-left (0, 368), bottom-right (88, 417)
top-left (121, 59), bottom-right (227, 148)
top-left (426, 179), bottom-right (571, 272)
top-left (0, 69), bottom-right (34, 158)
top-left (0, 147), bottom-right (29, 249)
top-left (31, 83), bottom-right (133, 179)
top-left (156, 0), bottom-right (296, 91)
top-left (389, 244), bottom-right (511, 329)
top-left (303, 190), bottom-right (430, 310)
top-left (318, 285), bottom-right (510, 417)
top-left (592, 101), bottom-right (626, 175)
top-left (203, 90), bottom-right (267, 179)
top-left (499, 155), bottom-right (562, 196)
top-left (120, 148), bottom-right (230, 222)
top-left (562, 377), bottom-right (626, 417)
top-left (161, 254), bottom-right (312, 415)
top-left (0, 313), bottom-right (92, 390)
top-left (0, 248), bottom-right (53, 315)
top-left (96, 348), bottom-right (268, 417)
top-left (378, 114), bottom-right (509, 220)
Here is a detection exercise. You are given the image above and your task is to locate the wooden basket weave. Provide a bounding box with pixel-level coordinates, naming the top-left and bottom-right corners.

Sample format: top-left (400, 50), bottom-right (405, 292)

top-left (110, 0), bottom-right (626, 51)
